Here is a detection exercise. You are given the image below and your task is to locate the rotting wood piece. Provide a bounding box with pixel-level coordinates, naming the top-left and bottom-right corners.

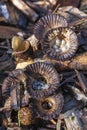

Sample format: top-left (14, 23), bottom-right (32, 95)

top-left (37, 52), bottom-right (87, 71)
top-left (57, 109), bottom-right (83, 130)
top-left (10, 0), bottom-right (39, 22)
top-left (0, 26), bottom-right (22, 39)
top-left (0, 58), bottom-right (15, 72)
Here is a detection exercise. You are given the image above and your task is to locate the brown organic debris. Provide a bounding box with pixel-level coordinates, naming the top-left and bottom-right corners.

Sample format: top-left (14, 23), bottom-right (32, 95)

top-left (0, 1), bottom-right (87, 130)
top-left (10, 0), bottom-right (39, 22)
top-left (0, 26), bottom-right (23, 39)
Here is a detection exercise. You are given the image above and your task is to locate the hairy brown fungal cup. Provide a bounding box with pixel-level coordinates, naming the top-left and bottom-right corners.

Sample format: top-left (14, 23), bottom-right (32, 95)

top-left (18, 107), bottom-right (34, 126)
top-left (34, 14), bottom-right (68, 41)
top-left (42, 27), bottom-right (78, 60)
top-left (2, 69), bottom-right (27, 98)
top-left (24, 62), bottom-right (60, 98)
top-left (12, 36), bottom-right (30, 62)
top-left (33, 93), bottom-right (64, 120)
top-left (34, 14), bottom-right (78, 60)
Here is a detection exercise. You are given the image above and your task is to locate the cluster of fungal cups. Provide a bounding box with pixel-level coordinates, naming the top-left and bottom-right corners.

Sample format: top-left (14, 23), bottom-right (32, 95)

top-left (34, 14), bottom-right (78, 60)
top-left (2, 14), bottom-right (78, 127)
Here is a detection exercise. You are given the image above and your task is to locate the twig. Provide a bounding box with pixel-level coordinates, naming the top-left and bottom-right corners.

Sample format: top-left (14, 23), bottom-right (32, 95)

top-left (0, 46), bottom-right (9, 49)
top-left (75, 70), bottom-right (87, 93)
top-left (0, 26), bottom-right (22, 39)
top-left (69, 17), bottom-right (87, 27)
top-left (24, 0), bottom-right (48, 15)
top-left (59, 75), bottom-right (76, 87)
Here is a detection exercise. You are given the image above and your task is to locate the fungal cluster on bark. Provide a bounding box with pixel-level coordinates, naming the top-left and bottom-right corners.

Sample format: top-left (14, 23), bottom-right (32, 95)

top-left (1, 61), bottom-right (64, 127)
top-left (0, 6), bottom-right (87, 129)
